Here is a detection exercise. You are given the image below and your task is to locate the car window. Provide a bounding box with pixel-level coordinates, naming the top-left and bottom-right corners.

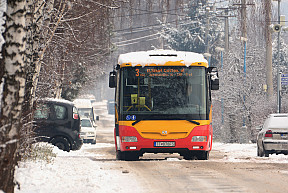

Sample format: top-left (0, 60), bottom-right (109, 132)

top-left (54, 105), bottom-right (67, 120)
top-left (81, 119), bottom-right (92, 127)
top-left (34, 104), bottom-right (50, 119)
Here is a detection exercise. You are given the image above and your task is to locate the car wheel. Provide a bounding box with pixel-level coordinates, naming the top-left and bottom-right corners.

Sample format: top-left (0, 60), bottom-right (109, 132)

top-left (51, 137), bottom-right (70, 152)
top-left (257, 145), bottom-right (269, 157)
top-left (257, 146), bottom-right (264, 157)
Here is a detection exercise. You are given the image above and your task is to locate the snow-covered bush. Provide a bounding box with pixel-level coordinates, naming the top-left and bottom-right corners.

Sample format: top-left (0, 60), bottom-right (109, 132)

top-left (21, 143), bottom-right (56, 164)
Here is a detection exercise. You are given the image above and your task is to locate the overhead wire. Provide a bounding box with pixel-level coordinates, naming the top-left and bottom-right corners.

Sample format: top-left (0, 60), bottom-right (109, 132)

top-left (116, 36), bottom-right (161, 47)
top-left (112, 17), bottom-right (190, 34)
top-left (115, 32), bottom-right (160, 44)
top-left (112, 0), bottom-right (231, 47)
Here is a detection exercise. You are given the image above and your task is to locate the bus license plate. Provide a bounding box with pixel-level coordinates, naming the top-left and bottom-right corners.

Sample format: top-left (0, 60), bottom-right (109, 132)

top-left (154, 141), bottom-right (175, 147)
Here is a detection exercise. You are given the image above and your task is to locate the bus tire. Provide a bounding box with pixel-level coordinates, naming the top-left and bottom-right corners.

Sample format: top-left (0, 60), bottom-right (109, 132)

top-left (124, 152), bottom-right (139, 161)
top-left (197, 151), bottom-right (209, 160)
top-left (183, 151), bottom-right (194, 160)
top-left (116, 150), bottom-right (125, 160)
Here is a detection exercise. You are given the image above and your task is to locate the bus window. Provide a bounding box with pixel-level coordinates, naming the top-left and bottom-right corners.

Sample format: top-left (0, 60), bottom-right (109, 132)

top-left (120, 66), bottom-right (207, 120)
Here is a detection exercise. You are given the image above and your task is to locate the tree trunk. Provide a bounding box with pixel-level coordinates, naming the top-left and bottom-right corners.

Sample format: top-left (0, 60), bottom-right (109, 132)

top-left (264, 0), bottom-right (273, 99)
top-left (0, 0), bottom-right (26, 192)
top-left (21, 0), bottom-right (55, 154)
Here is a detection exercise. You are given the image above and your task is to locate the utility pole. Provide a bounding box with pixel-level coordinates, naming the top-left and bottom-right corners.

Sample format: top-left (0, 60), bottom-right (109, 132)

top-left (241, 0), bottom-right (247, 39)
top-left (233, 0), bottom-right (255, 38)
top-left (275, 0), bottom-right (281, 113)
top-left (264, 0), bottom-right (274, 99)
top-left (217, 7), bottom-right (237, 51)
top-left (233, 0), bottom-right (254, 143)
top-left (205, 6), bottom-right (211, 53)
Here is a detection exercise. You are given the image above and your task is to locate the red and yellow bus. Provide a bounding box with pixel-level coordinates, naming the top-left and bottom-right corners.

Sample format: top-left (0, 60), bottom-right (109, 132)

top-left (109, 50), bottom-right (219, 160)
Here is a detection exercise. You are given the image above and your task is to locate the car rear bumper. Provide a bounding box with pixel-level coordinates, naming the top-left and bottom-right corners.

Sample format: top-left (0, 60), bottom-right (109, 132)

top-left (263, 140), bottom-right (288, 151)
top-left (80, 134), bottom-right (96, 140)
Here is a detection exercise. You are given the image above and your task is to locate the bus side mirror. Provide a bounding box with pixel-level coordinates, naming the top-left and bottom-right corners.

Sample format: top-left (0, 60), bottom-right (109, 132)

top-left (211, 79), bottom-right (219, 90)
top-left (109, 71), bottom-right (116, 88)
top-left (208, 67), bottom-right (219, 90)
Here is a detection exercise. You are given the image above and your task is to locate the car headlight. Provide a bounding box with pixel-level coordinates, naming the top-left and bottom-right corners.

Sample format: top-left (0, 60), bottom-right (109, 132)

top-left (122, 136), bottom-right (137, 142)
top-left (192, 136), bottom-right (207, 142)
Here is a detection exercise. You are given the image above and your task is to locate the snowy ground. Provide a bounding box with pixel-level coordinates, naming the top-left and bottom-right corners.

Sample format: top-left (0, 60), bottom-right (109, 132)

top-left (14, 142), bottom-right (288, 193)
top-left (213, 142), bottom-right (288, 163)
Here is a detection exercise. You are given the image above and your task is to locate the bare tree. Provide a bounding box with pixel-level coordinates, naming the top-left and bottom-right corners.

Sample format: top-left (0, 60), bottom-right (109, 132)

top-left (0, 0), bottom-right (26, 192)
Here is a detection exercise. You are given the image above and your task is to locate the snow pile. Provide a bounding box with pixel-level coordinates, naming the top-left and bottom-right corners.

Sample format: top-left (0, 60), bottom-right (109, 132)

top-left (118, 50), bottom-right (208, 67)
top-left (213, 142), bottom-right (288, 163)
top-left (15, 143), bottom-right (141, 193)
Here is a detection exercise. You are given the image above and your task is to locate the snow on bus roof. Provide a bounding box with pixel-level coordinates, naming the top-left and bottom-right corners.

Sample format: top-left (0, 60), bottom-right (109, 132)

top-left (118, 50), bottom-right (208, 67)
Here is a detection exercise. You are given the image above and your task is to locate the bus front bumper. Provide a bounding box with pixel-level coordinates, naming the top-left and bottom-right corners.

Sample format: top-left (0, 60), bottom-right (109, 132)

top-left (115, 125), bottom-right (212, 154)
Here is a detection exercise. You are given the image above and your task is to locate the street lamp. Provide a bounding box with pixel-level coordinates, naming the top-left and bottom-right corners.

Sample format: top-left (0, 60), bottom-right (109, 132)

top-left (273, 0), bottom-right (282, 113)
top-left (240, 37), bottom-right (248, 128)
top-left (239, 37), bottom-right (248, 143)
top-left (204, 53), bottom-right (212, 66)
top-left (215, 47), bottom-right (224, 126)
top-left (215, 47), bottom-right (224, 70)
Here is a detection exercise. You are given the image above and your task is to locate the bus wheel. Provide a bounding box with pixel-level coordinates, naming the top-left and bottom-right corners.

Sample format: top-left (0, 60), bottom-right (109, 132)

top-left (183, 151), bottom-right (195, 160)
top-left (116, 150), bottom-right (125, 160)
top-left (124, 152), bottom-right (139, 161)
top-left (197, 151), bottom-right (209, 160)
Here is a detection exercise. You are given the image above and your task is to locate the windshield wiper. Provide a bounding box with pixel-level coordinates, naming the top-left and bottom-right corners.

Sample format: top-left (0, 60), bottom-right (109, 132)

top-left (186, 120), bottom-right (200, 125)
top-left (131, 115), bottom-right (155, 126)
top-left (132, 118), bottom-right (201, 126)
top-left (132, 119), bottom-right (142, 126)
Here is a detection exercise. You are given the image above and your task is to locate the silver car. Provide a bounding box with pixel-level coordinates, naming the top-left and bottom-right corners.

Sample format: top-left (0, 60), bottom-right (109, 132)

top-left (257, 114), bottom-right (288, 157)
top-left (80, 118), bottom-right (97, 144)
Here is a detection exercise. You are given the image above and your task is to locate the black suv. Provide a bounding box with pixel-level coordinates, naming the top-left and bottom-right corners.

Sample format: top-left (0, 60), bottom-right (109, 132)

top-left (33, 98), bottom-right (83, 151)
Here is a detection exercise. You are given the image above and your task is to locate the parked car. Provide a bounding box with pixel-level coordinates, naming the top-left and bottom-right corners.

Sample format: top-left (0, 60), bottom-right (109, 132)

top-left (33, 98), bottom-right (83, 152)
top-left (73, 98), bottom-right (97, 123)
top-left (256, 113), bottom-right (288, 157)
top-left (80, 118), bottom-right (97, 144)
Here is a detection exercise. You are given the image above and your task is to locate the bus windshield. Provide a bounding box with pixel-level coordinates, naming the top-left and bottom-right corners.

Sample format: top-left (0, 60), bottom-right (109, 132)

top-left (120, 66), bottom-right (208, 120)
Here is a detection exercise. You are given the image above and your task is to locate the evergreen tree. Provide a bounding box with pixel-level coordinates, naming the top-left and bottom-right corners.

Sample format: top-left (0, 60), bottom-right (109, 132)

top-left (272, 37), bottom-right (288, 69)
top-left (161, 0), bottom-right (223, 65)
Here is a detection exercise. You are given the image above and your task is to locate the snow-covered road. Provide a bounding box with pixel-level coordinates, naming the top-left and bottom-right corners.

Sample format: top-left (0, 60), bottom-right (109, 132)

top-left (14, 101), bottom-right (288, 193)
top-left (14, 142), bottom-right (288, 193)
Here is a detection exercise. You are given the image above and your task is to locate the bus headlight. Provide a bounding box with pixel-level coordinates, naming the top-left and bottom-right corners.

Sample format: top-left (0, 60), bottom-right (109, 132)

top-left (122, 136), bottom-right (138, 142)
top-left (192, 136), bottom-right (207, 142)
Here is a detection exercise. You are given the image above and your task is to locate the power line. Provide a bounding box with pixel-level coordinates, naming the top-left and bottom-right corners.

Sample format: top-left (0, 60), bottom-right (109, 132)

top-left (115, 32), bottom-right (160, 45)
top-left (112, 17), bottom-right (190, 33)
top-left (116, 36), bottom-right (160, 47)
